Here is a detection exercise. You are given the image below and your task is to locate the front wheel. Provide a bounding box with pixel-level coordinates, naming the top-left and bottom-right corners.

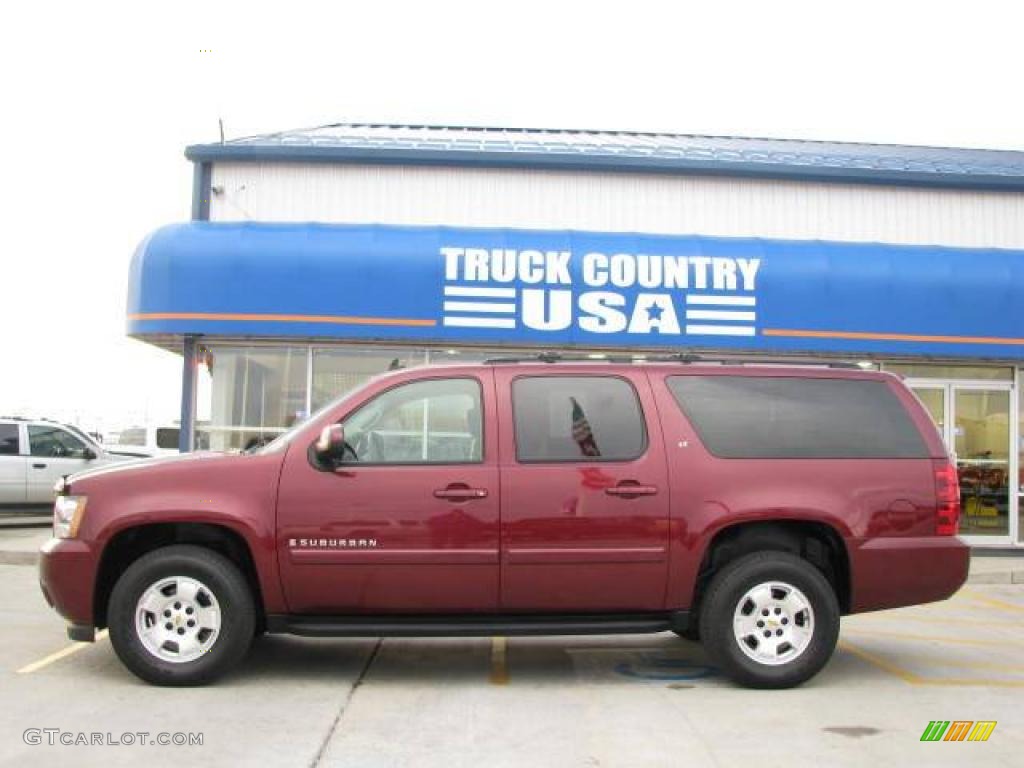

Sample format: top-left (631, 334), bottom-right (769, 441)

top-left (107, 545), bottom-right (255, 686)
top-left (699, 551), bottom-right (839, 689)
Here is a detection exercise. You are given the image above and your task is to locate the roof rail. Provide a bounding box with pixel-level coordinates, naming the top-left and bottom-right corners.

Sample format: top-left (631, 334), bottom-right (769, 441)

top-left (483, 352), bottom-right (639, 365)
top-left (481, 353), bottom-right (864, 369)
top-left (0, 415), bottom-right (83, 425)
top-left (663, 355), bottom-right (865, 370)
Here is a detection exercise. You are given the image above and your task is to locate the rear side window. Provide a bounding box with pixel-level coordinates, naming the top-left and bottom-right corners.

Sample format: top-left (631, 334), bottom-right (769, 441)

top-left (0, 424), bottom-right (18, 455)
top-left (513, 376), bottom-right (646, 462)
top-left (666, 375), bottom-right (928, 459)
top-left (156, 428), bottom-right (180, 449)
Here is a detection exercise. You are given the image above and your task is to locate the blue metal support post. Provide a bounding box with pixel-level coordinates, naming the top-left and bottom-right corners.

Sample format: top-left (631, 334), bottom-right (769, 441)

top-left (178, 335), bottom-right (197, 452)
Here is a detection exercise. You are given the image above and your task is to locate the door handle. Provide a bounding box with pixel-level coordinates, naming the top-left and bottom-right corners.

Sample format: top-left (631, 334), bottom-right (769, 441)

top-left (32, 463), bottom-right (47, 469)
top-left (605, 482), bottom-right (659, 498)
top-left (433, 485), bottom-right (488, 501)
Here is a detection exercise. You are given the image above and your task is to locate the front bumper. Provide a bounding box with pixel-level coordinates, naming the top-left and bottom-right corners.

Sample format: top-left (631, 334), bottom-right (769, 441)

top-left (848, 535), bottom-right (970, 613)
top-left (38, 537), bottom-right (98, 629)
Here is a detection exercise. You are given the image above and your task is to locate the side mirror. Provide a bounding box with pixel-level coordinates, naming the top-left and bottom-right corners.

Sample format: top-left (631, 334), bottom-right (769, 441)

top-left (82, 446), bottom-right (97, 460)
top-left (315, 424), bottom-right (346, 463)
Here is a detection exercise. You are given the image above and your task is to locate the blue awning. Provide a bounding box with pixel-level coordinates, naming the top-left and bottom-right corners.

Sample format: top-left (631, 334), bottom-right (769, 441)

top-left (128, 222), bottom-right (1024, 360)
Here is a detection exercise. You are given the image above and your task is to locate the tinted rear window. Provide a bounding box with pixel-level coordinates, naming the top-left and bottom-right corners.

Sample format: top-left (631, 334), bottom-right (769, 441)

top-left (666, 375), bottom-right (928, 459)
top-left (156, 428), bottom-right (180, 449)
top-left (0, 424), bottom-right (18, 455)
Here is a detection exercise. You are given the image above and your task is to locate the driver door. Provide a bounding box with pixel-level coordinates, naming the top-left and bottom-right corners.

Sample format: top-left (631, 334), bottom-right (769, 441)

top-left (276, 371), bottom-right (500, 614)
top-left (26, 424), bottom-right (96, 503)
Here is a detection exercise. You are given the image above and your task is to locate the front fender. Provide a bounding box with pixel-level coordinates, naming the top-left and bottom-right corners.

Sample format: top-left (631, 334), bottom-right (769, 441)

top-left (95, 511), bottom-right (287, 615)
top-left (73, 451), bottom-right (288, 616)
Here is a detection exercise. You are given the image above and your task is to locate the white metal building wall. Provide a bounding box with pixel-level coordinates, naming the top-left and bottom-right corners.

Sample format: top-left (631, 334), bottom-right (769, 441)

top-left (209, 162), bottom-right (1024, 250)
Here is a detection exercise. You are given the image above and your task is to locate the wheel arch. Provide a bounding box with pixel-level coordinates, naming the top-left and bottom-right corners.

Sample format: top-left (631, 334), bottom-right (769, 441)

top-left (94, 522), bottom-right (266, 630)
top-left (691, 519), bottom-right (851, 616)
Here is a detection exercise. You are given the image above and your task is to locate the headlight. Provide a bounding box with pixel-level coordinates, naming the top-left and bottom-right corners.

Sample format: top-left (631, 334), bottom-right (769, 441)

top-left (53, 496), bottom-right (87, 539)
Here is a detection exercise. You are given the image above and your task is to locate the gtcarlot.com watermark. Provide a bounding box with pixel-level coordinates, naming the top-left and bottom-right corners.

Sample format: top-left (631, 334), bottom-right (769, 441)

top-left (24, 729), bottom-right (203, 747)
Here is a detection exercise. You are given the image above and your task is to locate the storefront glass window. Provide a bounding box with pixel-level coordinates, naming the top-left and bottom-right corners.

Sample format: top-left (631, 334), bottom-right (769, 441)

top-left (1019, 377), bottom-right (1024, 543)
top-left (206, 346), bottom-right (308, 452)
top-left (311, 347), bottom-right (427, 412)
top-left (911, 388), bottom-right (945, 435)
top-left (885, 363), bottom-right (1012, 381)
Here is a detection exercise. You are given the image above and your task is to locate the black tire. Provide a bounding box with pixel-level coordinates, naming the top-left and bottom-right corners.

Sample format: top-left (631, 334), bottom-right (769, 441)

top-left (107, 545), bottom-right (255, 686)
top-left (699, 551), bottom-right (839, 689)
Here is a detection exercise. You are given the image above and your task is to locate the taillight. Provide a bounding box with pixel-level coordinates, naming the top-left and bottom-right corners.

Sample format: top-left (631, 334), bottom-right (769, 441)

top-left (933, 459), bottom-right (960, 536)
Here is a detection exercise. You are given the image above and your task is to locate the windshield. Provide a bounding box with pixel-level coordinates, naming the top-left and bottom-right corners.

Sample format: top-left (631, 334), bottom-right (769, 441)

top-left (63, 424), bottom-right (101, 450)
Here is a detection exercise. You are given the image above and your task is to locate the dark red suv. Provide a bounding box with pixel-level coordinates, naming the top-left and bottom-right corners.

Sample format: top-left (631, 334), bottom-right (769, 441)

top-left (39, 359), bottom-right (969, 687)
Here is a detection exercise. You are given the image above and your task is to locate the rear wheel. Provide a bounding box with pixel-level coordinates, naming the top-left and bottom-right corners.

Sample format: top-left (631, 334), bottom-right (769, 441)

top-left (699, 551), bottom-right (839, 688)
top-left (107, 545), bottom-right (255, 685)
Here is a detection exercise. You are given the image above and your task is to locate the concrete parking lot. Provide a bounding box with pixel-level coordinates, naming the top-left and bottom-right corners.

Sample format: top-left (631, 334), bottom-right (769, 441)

top-left (1, 545), bottom-right (1022, 768)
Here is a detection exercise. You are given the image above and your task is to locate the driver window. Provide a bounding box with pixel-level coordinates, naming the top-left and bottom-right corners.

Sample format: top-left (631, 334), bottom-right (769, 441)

top-left (341, 378), bottom-right (483, 464)
top-left (28, 425), bottom-right (88, 459)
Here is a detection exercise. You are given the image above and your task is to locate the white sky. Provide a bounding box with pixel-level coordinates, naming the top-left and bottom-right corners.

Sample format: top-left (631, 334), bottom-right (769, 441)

top-left (2, 0), bottom-right (1022, 434)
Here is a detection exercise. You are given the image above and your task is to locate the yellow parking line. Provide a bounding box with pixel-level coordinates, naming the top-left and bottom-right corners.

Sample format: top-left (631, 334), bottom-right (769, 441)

top-left (908, 677), bottom-right (1024, 688)
top-left (17, 630), bottom-right (109, 675)
top-left (856, 614), bottom-right (1023, 629)
top-left (489, 636), bottom-right (509, 685)
top-left (842, 627), bottom-right (1023, 649)
top-left (960, 588), bottom-right (1024, 614)
top-left (894, 654), bottom-right (1024, 673)
top-left (838, 640), bottom-right (920, 684)
top-left (840, 640), bottom-right (1024, 687)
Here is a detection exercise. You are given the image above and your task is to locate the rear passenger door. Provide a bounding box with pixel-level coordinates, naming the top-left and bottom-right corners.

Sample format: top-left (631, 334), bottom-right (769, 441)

top-left (495, 370), bottom-right (671, 612)
top-left (0, 424), bottom-right (26, 506)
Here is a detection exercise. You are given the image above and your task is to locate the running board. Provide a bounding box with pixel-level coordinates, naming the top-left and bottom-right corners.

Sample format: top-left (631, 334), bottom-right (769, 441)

top-left (266, 611), bottom-right (689, 638)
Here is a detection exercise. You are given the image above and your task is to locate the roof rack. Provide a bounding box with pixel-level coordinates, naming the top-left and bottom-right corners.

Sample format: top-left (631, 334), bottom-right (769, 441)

top-left (0, 416), bottom-right (87, 428)
top-left (483, 352), bottom-right (639, 365)
top-left (481, 353), bottom-right (864, 369)
top-left (677, 356), bottom-right (865, 370)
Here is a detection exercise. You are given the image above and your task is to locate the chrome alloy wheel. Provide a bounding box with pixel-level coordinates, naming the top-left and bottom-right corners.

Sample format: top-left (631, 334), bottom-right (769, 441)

top-left (134, 576), bottom-right (221, 663)
top-left (732, 581), bottom-right (814, 666)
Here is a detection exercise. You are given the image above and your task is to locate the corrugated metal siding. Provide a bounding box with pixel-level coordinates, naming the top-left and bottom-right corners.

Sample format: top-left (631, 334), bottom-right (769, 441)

top-left (209, 162), bottom-right (1024, 249)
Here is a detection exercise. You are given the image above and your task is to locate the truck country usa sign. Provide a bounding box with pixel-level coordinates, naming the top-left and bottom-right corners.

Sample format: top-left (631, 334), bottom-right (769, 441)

top-left (127, 222), bottom-right (1024, 359)
top-left (440, 246), bottom-right (761, 338)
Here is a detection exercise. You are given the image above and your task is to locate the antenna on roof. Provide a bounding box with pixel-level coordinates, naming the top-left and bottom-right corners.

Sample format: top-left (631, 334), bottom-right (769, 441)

top-left (218, 117), bottom-right (225, 144)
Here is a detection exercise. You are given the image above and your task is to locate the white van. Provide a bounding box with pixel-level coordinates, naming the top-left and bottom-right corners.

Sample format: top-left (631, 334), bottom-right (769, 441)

top-left (106, 425), bottom-right (181, 457)
top-left (105, 424), bottom-right (213, 457)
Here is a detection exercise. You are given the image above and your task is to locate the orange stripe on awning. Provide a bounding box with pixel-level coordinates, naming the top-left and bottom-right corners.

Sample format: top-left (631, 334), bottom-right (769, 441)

top-left (129, 312), bottom-right (437, 328)
top-left (762, 328), bottom-right (1024, 346)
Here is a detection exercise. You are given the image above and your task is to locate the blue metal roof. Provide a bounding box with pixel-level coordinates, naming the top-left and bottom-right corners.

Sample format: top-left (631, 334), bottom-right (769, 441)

top-left (185, 123), bottom-right (1024, 191)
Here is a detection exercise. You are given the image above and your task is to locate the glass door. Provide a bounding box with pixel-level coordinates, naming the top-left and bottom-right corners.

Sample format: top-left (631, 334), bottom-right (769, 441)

top-left (954, 386), bottom-right (1010, 539)
top-left (908, 380), bottom-right (1014, 545)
